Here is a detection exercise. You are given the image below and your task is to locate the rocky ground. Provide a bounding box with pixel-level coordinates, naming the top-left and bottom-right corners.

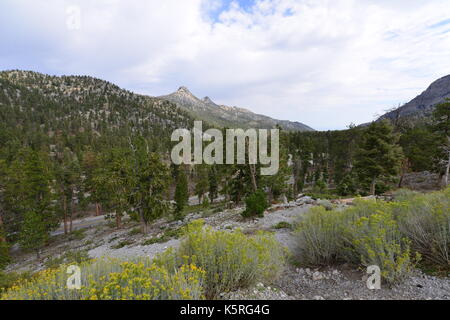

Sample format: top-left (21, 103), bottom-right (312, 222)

top-left (276, 266), bottom-right (450, 300)
top-left (224, 266), bottom-right (450, 300)
top-left (5, 195), bottom-right (450, 300)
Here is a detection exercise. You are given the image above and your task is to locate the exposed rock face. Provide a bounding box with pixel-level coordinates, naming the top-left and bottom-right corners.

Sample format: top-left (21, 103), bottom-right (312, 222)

top-left (401, 171), bottom-right (441, 191)
top-left (379, 75), bottom-right (450, 122)
top-left (159, 87), bottom-right (314, 131)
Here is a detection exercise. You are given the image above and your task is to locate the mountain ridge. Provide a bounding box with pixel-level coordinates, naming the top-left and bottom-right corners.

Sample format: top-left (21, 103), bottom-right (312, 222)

top-left (0, 70), bottom-right (314, 133)
top-left (378, 74), bottom-right (450, 123)
top-left (158, 86), bottom-right (314, 131)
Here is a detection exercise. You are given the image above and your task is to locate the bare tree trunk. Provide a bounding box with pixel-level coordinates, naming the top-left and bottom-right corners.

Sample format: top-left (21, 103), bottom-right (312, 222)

top-left (370, 177), bottom-right (376, 196)
top-left (116, 212), bottom-right (122, 229)
top-left (398, 159), bottom-right (409, 188)
top-left (0, 211), bottom-right (6, 243)
top-left (141, 222), bottom-right (149, 234)
top-left (249, 164), bottom-right (258, 192)
top-left (442, 150), bottom-right (450, 188)
top-left (69, 198), bottom-right (74, 233)
top-left (63, 197), bottom-right (68, 235)
top-left (139, 211), bottom-right (148, 234)
top-left (95, 203), bottom-right (100, 216)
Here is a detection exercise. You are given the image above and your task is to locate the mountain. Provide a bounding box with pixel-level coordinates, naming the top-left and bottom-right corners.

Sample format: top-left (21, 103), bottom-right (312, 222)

top-left (159, 87), bottom-right (314, 131)
top-left (0, 70), bottom-right (195, 153)
top-left (378, 75), bottom-right (450, 123)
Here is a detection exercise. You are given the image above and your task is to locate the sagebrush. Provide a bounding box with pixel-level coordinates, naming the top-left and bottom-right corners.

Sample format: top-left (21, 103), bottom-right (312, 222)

top-left (155, 220), bottom-right (287, 299)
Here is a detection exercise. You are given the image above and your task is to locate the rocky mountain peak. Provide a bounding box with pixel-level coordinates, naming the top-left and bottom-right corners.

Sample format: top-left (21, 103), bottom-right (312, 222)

top-left (202, 96), bottom-right (215, 105)
top-left (159, 86), bottom-right (314, 131)
top-left (177, 86), bottom-right (192, 95)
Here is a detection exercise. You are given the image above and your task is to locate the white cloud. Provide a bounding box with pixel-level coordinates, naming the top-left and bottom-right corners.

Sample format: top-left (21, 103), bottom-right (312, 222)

top-left (1, 0), bottom-right (450, 130)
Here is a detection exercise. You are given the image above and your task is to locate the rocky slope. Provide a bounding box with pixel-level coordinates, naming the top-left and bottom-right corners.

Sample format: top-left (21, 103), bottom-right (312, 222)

top-left (159, 86), bottom-right (314, 131)
top-left (378, 74), bottom-right (450, 123)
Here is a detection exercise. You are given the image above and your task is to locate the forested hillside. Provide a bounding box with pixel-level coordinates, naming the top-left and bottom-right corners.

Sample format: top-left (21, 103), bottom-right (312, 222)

top-left (287, 99), bottom-right (450, 196)
top-left (0, 70), bottom-right (194, 155)
top-left (0, 70), bottom-right (196, 264)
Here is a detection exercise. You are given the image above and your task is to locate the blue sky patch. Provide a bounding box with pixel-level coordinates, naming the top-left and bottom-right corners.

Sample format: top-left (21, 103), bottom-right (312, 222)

top-left (208, 0), bottom-right (256, 22)
top-left (428, 18), bottom-right (450, 29)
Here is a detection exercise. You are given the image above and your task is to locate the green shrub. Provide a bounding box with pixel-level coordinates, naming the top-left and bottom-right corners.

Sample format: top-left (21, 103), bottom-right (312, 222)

top-left (395, 188), bottom-right (450, 267)
top-left (128, 227), bottom-right (142, 236)
top-left (392, 189), bottom-right (420, 202)
top-left (202, 197), bottom-right (210, 209)
top-left (155, 220), bottom-right (287, 299)
top-left (44, 256), bottom-right (65, 269)
top-left (67, 229), bottom-right (86, 241)
top-left (295, 207), bottom-right (344, 265)
top-left (242, 190), bottom-right (269, 218)
top-left (111, 240), bottom-right (134, 249)
top-left (45, 250), bottom-right (91, 269)
top-left (1, 259), bottom-right (204, 300)
top-left (273, 221), bottom-right (292, 229)
top-left (141, 238), bottom-right (160, 246)
top-left (212, 206), bottom-right (225, 213)
top-left (0, 271), bottom-right (33, 292)
top-left (142, 228), bottom-right (182, 246)
top-left (0, 241), bottom-right (10, 269)
top-left (317, 199), bottom-right (333, 211)
top-left (63, 250), bottom-right (90, 265)
top-left (295, 200), bottom-right (418, 284)
top-left (337, 173), bottom-right (358, 196)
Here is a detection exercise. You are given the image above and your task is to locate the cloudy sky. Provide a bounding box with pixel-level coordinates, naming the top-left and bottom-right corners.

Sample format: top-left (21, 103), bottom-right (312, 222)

top-left (1, 0), bottom-right (450, 130)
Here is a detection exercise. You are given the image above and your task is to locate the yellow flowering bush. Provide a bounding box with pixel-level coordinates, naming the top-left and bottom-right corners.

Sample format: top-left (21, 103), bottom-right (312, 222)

top-left (1, 259), bottom-right (204, 300)
top-left (155, 220), bottom-right (287, 299)
top-left (345, 210), bottom-right (418, 284)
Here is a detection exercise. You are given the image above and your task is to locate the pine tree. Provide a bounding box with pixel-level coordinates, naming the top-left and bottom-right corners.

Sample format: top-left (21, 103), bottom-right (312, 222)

top-left (225, 165), bottom-right (251, 205)
top-left (399, 126), bottom-right (438, 172)
top-left (0, 211), bottom-right (9, 268)
top-left (355, 121), bottom-right (403, 195)
top-left (174, 167), bottom-right (189, 219)
top-left (4, 149), bottom-right (57, 257)
top-left (127, 137), bottom-right (170, 233)
top-left (19, 211), bottom-right (48, 259)
top-left (0, 161), bottom-right (10, 268)
top-left (81, 149), bottom-right (102, 216)
top-left (92, 148), bottom-right (130, 229)
top-left (208, 166), bottom-right (219, 202)
top-left (55, 150), bottom-right (83, 234)
top-left (194, 165), bottom-right (208, 204)
top-left (261, 135), bottom-right (290, 202)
